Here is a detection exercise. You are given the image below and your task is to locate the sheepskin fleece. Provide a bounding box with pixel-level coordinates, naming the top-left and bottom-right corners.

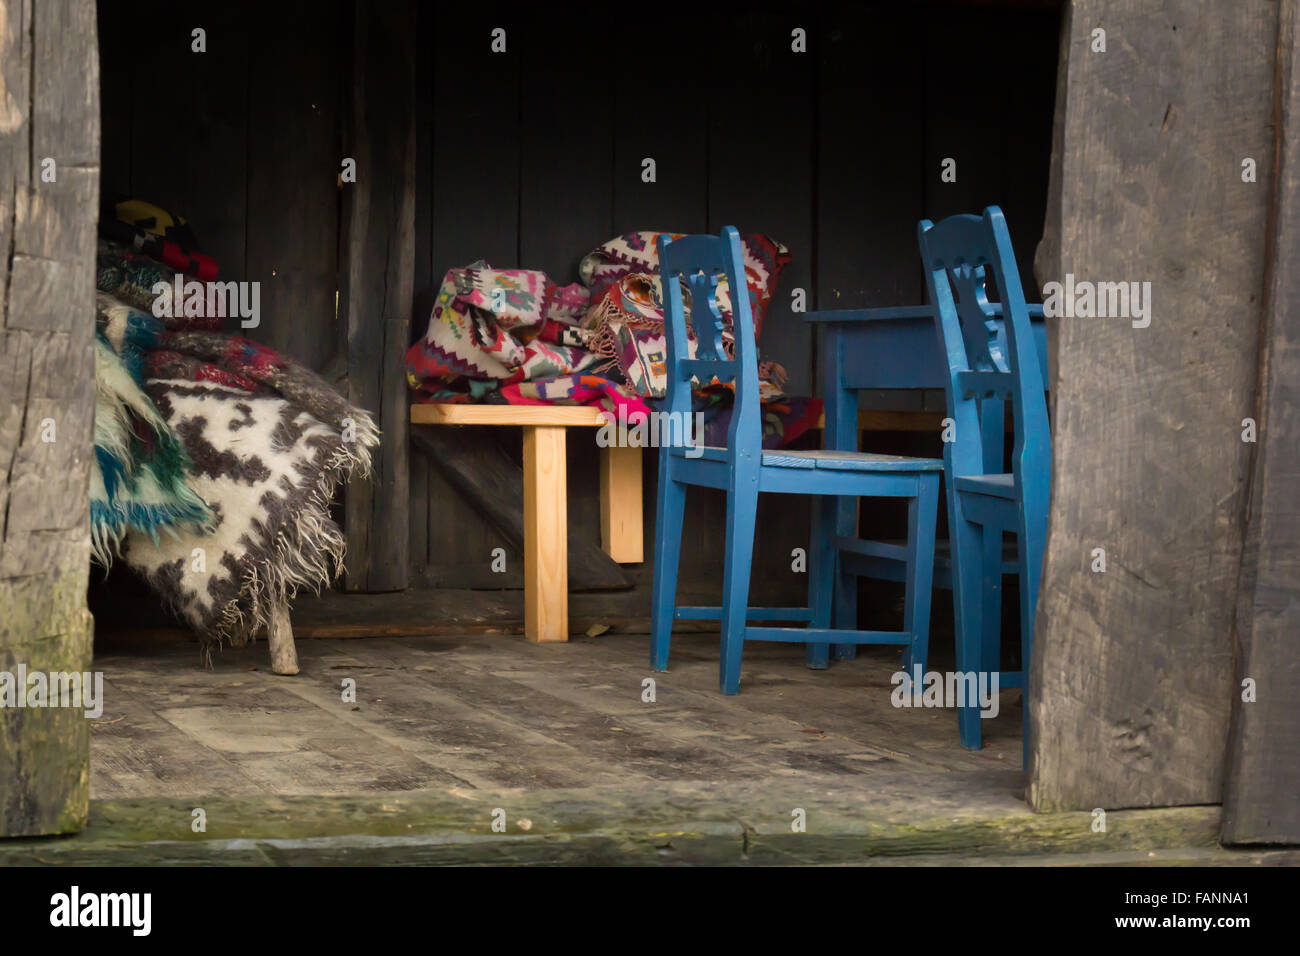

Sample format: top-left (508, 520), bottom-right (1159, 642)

top-left (122, 378), bottom-right (375, 652)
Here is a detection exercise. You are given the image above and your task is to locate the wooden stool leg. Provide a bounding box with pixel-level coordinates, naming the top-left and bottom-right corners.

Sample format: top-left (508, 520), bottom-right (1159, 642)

top-left (523, 425), bottom-right (568, 642)
top-left (267, 599), bottom-right (300, 675)
top-left (599, 444), bottom-right (643, 563)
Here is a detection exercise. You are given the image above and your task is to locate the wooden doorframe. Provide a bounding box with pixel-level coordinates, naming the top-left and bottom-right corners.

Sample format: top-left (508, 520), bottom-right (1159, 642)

top-left (1031, 0), bottom-right (1299, 843)
top-left (1221, 0), bottom-right (1300, 846)
top-left (0, 0), bottom-right (99, 837)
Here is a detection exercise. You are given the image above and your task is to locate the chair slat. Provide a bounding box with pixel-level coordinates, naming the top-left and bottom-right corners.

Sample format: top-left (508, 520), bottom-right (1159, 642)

top-left (680, 358), bottom-right (737, 383)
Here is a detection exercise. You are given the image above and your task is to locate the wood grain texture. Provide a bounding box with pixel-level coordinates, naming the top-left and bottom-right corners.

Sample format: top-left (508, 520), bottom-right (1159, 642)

top-left (244, 0), bottom-right (342, 371)
top-left (599, 444), bottom-right (643, 563)
top-left (1028, 0), bottom-right (1273, 810)
top-left (0, 0), bottom-right (98, 836)
top-left (1221, 0), bottom-right (1300, 846)
top-left (124, 1), bottom-right (249, 286)
top-left (410, 427), bottom-right (629, 591)
top-left (708, 9), bottom-right (815, 396)
top-left (518, 17), bottom-right (613, 282)
top-left (341, 0), bottom-right (415, 592)
top-left (523, 426), bottom-right (569, 642)
top-left (411, 403), bottom-right (607, 426)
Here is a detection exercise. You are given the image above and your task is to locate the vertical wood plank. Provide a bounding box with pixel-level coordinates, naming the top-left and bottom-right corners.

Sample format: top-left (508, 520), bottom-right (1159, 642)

top-left (418, 5), bottom-right (522, 581)
top-left (245, 0), bottom-right (342, 370)
top-left (523, 426), bottom-right (569, 642)
top-left (922, 5), bottom-right (1002, 226)
top-left (611, 21), bottom-right (708, 235)
top-left (408, 0), bottom-right (435, 577)
top-left (816, 5), bottom-right (924, 312)
top-left (341, 0), bottom-right (415, 592)
top-left (518, 14), bottom-right (613, 280)
top-left (1029, 0), bottom-right (1273, 811)
top-left (127, 0), bottom-right (249, 287)
top-left (600, 444), bottom-right (644, 563)
top-left (707, 9), bottom-right (815, 395)
top-left (1222, 0), bottom-right (1300, 846)
top-left (429, 5), bottom-right (520, 271)
top-left (0, 0), bottom-right (99, 836)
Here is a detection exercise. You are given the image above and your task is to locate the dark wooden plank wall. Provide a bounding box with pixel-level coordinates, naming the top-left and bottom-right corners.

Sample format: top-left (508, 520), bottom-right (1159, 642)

top-left (412, 2), bottom-right (1059, 594)
top-left (340, 0), bottom-right (416, 592)
top-left (95, 1), bottom-right (1059, 598)
top-left (97, 0), bottom-right (343, 371)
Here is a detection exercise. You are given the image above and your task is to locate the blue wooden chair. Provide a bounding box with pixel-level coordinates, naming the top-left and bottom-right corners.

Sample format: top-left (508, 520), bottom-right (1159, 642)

top-left (802, 304), bottom-right (1047, 677)
top-left (918, 206), bottom-right (1051, 756)
top-left (649, 227), bottom-right (944, 694)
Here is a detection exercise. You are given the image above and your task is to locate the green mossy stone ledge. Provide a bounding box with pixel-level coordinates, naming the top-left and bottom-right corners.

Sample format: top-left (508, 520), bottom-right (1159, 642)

top-left (2, 782), bottom-right (1285, 866)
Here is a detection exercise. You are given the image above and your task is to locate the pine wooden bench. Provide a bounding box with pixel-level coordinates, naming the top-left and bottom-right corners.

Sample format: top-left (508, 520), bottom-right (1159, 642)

top-left (410, 403), bottom-right (644, 643)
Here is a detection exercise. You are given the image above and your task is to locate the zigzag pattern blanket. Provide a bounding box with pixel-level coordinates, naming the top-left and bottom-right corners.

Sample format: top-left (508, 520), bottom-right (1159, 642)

top-left (93, 243), bottom-right (379, 653)
top-left (124, 377), bottom-right (371, 650)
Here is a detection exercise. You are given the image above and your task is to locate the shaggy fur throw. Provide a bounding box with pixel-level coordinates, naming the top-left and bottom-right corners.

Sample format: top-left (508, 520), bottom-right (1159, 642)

top-left (122, 377), bottom-right (376, 653)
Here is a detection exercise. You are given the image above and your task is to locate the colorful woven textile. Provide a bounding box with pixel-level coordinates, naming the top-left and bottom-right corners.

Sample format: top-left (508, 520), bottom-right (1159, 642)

top-left (406, 261), bottom-right (596, 400)
top-left (92, 219), bottom-right (380, 653)
top-left (406, 231), bottom-right (817, 448)
top-left (502, 374), bottom-right (653, 420)
top-left (93, 286), bottom-right (380, 652)
top-left (683, 391), bottom-right (823, 450)
top-left (101, 198), bottom-right (219, 280)
top-left (579, 230), bottom-right (791, 337)
top-left (90, 321), bottom-right (212, 566)
top-left (96, 240), bottom-right (224, 330)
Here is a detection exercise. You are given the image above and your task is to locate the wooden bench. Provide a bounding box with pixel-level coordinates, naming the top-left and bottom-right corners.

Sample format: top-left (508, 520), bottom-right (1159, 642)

top-left (410, 403), bottom-right (644, 643)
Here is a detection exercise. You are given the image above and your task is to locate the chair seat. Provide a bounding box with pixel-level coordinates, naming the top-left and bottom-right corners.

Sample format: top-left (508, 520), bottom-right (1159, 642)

top-left (687, 446), bottom-right (943, 473)
top-left (953, 473), bottom-right (1017, 498)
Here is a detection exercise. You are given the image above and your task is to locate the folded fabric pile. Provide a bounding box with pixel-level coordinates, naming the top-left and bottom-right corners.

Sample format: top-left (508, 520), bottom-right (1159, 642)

top-left (91, 201), bottom-right (379, 655)
top-left (405, 230), bottom-right (822, 447)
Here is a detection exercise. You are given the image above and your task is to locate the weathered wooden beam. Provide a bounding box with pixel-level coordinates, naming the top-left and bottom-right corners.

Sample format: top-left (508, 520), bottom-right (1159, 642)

top-left (340, 0), bottom-right (415, 592)
top-left (1028, 0), bottom-right (1274, 810)
top-left (411, 429), bottom-right (631, 591)
top-left (1221, 0), bottom-right (1300, 847)
top-left (0, 788), bottom-right (1229, 867)
top-left (0, 0), bottom-right (99, 837)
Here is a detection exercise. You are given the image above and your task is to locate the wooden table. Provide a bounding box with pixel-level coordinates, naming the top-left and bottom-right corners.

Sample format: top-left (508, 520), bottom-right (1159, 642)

top-left (410, 403), bottom-right (643, 643)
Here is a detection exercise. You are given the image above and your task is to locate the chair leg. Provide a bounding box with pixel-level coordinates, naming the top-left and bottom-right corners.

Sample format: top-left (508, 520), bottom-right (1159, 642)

top-left (805, 495), bottom-right (835, 669)
top-left (1017, 488), bottom-right (1050, 769)
top-left (980, 528), bottom-right (1004, 680)
top-left (948, 494), bottom-right (985, 750)
top-left (719, 477), bottom-right (760, 695)
top-left (832, 562), bottom-right (858, 659)
top-left (902, 474), bottom-right (939, 675)
top-left (832, 493), bottom-right (858, 661)
top-left (650, 468), bottom-right (687, 672)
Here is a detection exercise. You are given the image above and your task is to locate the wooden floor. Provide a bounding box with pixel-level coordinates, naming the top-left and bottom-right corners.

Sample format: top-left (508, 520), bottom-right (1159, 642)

top-left (91, 628), bottom-right (1022, 800)
top-left (13, 626), bottom-right (1271, 863)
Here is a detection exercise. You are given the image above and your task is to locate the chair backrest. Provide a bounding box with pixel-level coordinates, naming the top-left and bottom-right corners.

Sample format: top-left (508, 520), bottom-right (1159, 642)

top-left (657, 227), bottom-right (761, 457)
top-left (917, 207), bottom-right (1050, 490)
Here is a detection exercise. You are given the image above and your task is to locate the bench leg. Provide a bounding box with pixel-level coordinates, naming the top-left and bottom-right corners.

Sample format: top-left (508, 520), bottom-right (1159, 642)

top-left (266, 598), bottom-right (300, 675)
top-left (599, 444), bottom-right (643, 563)
top-left (523, 425), bottom-right (569, 642)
